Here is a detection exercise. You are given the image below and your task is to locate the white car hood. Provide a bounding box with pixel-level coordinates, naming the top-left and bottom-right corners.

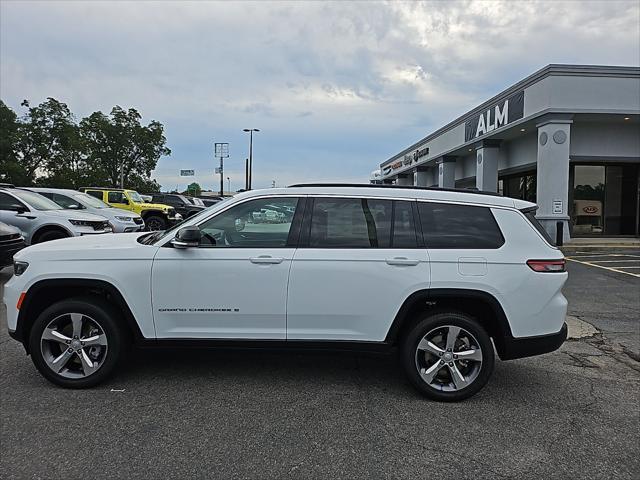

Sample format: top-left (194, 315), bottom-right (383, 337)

top-left (41, 209), bottom-right (109, 222)
top-left (14, 232), bottom-right (158, 262)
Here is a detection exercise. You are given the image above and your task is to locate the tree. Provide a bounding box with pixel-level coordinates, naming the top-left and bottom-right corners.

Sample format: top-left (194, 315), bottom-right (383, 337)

top-left (13, 98), bottom-right (77, 186)
top-left (80, 106), bottom-right (171, 189)
top-left (0, 101), bottom-right (21, 183)
top-left (184, 182), bottom-right (202, 196)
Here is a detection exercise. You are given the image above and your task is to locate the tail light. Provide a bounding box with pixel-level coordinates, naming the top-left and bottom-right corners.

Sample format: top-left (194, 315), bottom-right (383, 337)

top-left (527, 259), bottom-right (566, 273)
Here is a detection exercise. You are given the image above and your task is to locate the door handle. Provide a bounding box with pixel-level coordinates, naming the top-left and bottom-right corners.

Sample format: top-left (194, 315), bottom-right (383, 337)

top-left (249, 255), bottom-right (284, 264)
top-left (386, 257), bottom-right (420, 266)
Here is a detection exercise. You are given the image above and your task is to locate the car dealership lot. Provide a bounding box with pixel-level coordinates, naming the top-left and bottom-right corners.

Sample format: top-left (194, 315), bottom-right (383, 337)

top-left (1, 256), bottom-right (638, 480)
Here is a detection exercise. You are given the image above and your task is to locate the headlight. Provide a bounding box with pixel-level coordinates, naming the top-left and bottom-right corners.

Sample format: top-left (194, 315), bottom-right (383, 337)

top-left (114, 216), bottom-right (134, 222)
top-left (69, 219), bottom-right (93, 227)
top-left (14, 261), bottom-right (29, 276)
top-left (175, 213), bottom-right (183, 220)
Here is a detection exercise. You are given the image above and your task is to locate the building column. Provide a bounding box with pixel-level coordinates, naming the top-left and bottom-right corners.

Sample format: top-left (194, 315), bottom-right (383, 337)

top-left (415, 166), bottom-right (431, 187)
top-left (536, 116), bottom-right (572, 243)
top-left (438, 156), bottom-right (456, 189)
top-left (476, 140), bottom-right (500, 192)
top-left (396, 174), bottom-right (413, 186)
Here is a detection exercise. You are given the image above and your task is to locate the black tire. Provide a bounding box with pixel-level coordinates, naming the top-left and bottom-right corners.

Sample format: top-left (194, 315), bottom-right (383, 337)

top-left (144, 214), bottom-right (167, 231)
top-left (401, 310), bottom-right (495, 402)
top-left (28, 297), bottom-right (128, 388)
top-left (33, 229), bottom-right (70, 243)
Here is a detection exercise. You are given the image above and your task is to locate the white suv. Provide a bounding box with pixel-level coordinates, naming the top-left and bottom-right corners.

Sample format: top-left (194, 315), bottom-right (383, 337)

top-left (3, 185), bottom-right (568, 401)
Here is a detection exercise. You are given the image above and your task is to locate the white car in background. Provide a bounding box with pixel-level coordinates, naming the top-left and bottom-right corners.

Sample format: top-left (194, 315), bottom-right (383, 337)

top-left (28, 188), bottom-right (144, 233)
top-left (0, 186), bottom-right (112, 244)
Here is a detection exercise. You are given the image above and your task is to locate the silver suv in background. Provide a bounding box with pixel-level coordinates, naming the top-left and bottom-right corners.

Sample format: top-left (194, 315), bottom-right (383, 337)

top-left (27, 188), bottom-right (144, 233)
top-left (0, 187), bottom-right (112, 244)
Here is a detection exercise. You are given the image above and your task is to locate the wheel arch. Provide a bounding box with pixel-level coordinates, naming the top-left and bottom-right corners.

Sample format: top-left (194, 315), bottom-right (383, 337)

top-left (140, 209), bottom-right (166, 219)
top-left (31, 224), bottom-right (73, 244)
top-left (385, 288), bottom-right (514, 358)
top-left (15, 278), bottom-right (144, 353)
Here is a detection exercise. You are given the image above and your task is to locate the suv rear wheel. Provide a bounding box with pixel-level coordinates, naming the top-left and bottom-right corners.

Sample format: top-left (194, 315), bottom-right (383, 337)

top-left (28, 297), bottom-right (127, 388)
top-left (401, 311), bottom-right (494, 401)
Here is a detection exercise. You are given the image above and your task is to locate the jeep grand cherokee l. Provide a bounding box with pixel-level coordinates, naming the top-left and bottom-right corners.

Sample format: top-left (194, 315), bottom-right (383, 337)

top-left (3, 185), bottom-right (568, 401)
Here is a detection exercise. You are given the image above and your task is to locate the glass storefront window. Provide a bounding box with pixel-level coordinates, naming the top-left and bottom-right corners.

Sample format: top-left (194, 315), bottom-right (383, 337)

top-left (571, 164), bottom-right (639, 236)
top-left (500, 171), bottom-right (536, 203)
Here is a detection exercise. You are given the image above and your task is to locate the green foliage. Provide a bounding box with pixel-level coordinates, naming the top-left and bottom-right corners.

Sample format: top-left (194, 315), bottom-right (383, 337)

top-left (184, 182), bottom-right (202, 196)
top-left (0, 98), bottom-right (170, 190)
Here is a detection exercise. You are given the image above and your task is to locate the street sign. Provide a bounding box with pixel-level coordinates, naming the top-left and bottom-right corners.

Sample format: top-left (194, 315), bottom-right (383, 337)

top-left (214, 143), bottom-right (229, 158)
top-left (180, 169), bottom-right (195, 176)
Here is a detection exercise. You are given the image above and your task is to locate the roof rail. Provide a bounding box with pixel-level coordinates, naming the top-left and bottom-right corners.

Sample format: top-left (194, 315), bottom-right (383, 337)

top-left (79, 187), bottom-right (126, 192)
top-left (0, 183), bottom-right (16, 188)
top-left (287, 183), bottom-right (502, 197)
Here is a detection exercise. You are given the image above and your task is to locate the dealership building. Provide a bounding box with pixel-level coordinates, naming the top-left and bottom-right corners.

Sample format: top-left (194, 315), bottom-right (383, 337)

top-left (375, 65), bottom-right (640, 240)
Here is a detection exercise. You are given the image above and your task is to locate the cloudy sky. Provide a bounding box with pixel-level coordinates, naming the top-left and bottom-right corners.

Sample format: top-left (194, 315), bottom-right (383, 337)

top-left (1, 0), bottom-right (639, 191)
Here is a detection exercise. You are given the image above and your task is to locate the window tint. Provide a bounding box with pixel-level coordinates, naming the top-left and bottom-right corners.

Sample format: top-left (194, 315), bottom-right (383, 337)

top-left (85, 190), bottom-right (103, 200)
top-left (393, 201), bottom-right (418, 248)
top-left (108, 191), bottom-right (126, 203)
top-left (418, 202), bottom-right (504, 249)
top-left (52, 193), bottom-right (84, 209)
top-left (198, 197), bottom-right (299, 248)
top-left (0, 192), bottom-right (26, 211)
top-left (309, 198), bottom-right (392, 248)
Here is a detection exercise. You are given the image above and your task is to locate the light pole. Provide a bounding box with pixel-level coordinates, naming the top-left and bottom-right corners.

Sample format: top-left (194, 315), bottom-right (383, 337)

top-left (243, 128), bottom-right (260, 190)
top-left (227, 176), bottom-right (231, 193)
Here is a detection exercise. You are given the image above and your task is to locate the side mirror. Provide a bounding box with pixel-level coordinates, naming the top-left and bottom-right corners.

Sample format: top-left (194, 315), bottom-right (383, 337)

top-left (122, 198), bottom-right (129, 205)
top-left (171, 226), bottom-right (201, 249)
top-left (235, 218), bottom-right (246, 232)
top-left (13, 205), bottom-right (28, 214)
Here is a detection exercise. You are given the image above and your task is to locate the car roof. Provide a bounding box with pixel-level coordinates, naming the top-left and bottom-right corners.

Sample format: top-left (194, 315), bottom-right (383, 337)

top-left (27, 187), bottom-right (79, 195)
top-left (232, 184), bottom-right (535, 210)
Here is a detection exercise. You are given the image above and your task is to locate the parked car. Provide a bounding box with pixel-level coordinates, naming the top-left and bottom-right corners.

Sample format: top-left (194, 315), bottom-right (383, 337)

top-left (0, 221), bottom-right (26, 268)
top-left (197, 196), bottom-right (223, 207)
top-left (187, 197), bottom-right (205, 207)
top-left (0, 186), bottom-right (112, 244)
top-left (79, 187), bottom-right (181, 231)
top-left (150, 193), bottom-right (204, 219)
top-left (27, 188), bottom-right (144, 233)
top-left (4, 184), bottom-right (567, 401)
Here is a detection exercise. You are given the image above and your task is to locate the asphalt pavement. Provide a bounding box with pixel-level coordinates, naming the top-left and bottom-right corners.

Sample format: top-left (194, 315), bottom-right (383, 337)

top-left (1, 257), bottom-right (638, 480)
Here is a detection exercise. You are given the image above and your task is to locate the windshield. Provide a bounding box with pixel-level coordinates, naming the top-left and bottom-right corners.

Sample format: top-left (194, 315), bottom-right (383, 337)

top-left (12, 189), bottom-right (63, 210)
top-left (74, 193), bottom-right (110, 209)
top-left (128, 191), bottom-right (144, 203)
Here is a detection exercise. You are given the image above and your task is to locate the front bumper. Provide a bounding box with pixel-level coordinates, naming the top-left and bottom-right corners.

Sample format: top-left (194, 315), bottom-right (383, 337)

top-left (498, 322), bottom-right (568, 360)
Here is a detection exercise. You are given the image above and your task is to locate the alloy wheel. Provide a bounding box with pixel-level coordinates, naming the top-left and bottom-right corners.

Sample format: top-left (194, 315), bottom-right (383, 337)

top-left (40, 313), bottom-right (109, 379)
top-left (414, 325), bottom-right (483, 392)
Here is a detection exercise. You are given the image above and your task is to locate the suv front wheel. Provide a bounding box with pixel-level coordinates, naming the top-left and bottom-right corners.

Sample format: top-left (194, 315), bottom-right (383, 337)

top-left (144, 214), bottom-right (167, 231)
top-left (28, 297), bottom-right (127, 388)
top-left (401, 311), bottom-right (495, 401)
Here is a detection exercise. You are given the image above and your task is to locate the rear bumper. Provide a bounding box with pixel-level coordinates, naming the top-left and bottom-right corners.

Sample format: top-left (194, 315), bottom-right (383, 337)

top-left (498, 322), bottom-right (568, 360)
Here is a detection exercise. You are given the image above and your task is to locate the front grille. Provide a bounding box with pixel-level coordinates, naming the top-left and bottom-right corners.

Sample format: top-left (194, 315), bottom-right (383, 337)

top-left (0, 237), bottom-right (24, 247)
top-left (89, 221), bottom-right (110, 231)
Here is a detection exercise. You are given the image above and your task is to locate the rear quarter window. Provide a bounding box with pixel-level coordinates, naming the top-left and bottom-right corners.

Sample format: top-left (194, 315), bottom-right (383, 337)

top-left (418, 202), bottom-right (505, 249)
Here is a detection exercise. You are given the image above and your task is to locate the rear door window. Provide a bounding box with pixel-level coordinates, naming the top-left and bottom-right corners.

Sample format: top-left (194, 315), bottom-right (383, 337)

top-left (418, 202), bottom-right (504, 249)
top-left (308, 198), bottom-right (392, 248)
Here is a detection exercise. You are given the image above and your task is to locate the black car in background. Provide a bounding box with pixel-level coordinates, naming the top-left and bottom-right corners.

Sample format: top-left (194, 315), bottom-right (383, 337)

top-left (0, 221), bottom-right (26, 268)
top-left (151, 193), bottom-right (205, 219)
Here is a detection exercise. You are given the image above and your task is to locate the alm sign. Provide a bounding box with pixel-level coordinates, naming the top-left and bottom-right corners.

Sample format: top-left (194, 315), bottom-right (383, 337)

top-left (464, 90), bottom-right (524, 142)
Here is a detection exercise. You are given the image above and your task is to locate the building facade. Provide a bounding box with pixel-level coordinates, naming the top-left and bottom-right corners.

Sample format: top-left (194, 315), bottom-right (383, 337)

top-left (376, 65), bottom-right (640, 240)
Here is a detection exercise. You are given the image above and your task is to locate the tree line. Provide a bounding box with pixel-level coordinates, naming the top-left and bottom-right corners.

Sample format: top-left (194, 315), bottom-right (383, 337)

top-left (0, 98), bottom-right (170, 192)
